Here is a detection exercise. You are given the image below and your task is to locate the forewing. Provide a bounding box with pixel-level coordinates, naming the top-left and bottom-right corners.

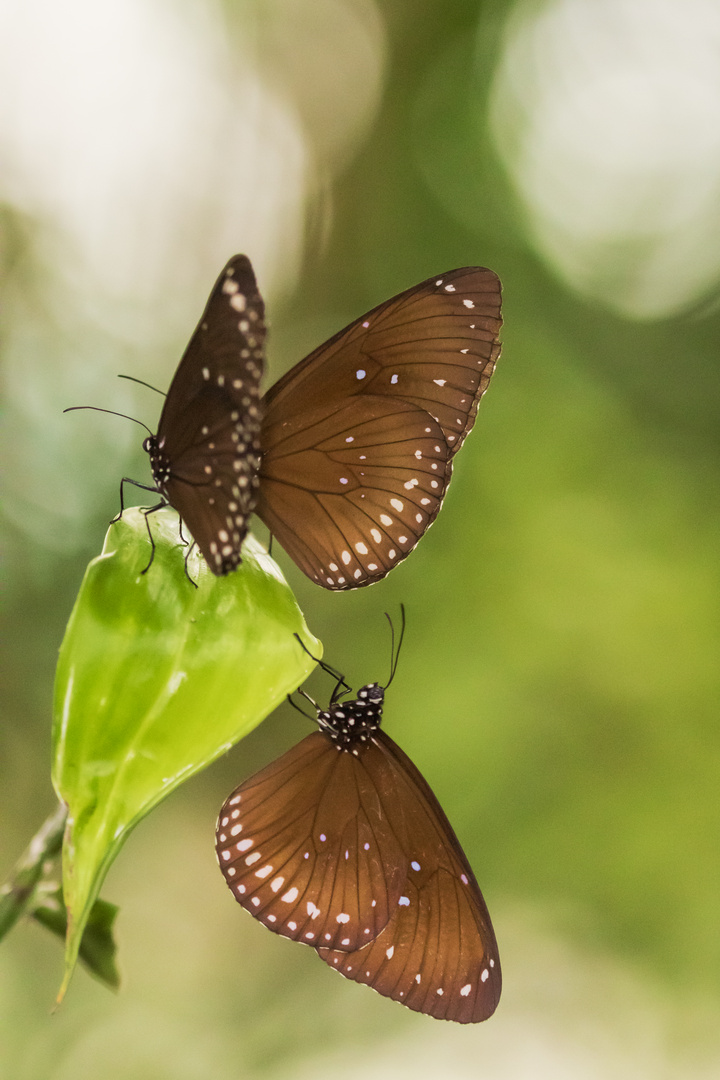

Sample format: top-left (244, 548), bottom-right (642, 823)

top-left (216, 732), bottom-right (409, 952)
top-left (157, 255), bottom-right (265, 450)
top-left (317, 730), bottom-right (501, 1023)
top-left (262, 266), bottom-right (502, 456)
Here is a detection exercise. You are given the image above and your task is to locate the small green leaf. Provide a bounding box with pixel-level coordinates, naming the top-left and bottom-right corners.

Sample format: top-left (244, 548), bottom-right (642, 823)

top-left (0, 803), bottom-right (66, 943)
top-left (52, 507), bottom-right (320, 999)
top-left (32, 885), bottom-right (121, 991)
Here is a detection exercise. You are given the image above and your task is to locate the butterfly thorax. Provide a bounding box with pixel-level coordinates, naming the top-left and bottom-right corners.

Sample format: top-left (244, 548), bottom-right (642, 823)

top-left (317, 682), bottom-right (385, 753)
top-left (143, 435), bottom-right (171, 489)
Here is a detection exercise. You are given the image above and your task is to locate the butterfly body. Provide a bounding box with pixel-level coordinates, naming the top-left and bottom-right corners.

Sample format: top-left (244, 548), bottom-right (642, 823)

top-left (216, 678), bottom-right (501, 1022)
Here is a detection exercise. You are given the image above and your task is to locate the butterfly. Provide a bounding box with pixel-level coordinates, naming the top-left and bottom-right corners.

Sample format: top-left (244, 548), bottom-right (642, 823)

top-left (215, 625), bottom-right (501, 1023)
top-left (71, 255), bottom-right (502, 585)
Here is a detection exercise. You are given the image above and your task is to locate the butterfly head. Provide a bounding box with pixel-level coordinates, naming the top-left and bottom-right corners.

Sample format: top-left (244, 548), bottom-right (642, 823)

top-left (357, 682), bottom-right (384, 706)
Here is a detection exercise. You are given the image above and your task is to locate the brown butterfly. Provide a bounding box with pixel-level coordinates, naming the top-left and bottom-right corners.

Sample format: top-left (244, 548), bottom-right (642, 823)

top-left (70, 257), bottom-right (502, 585)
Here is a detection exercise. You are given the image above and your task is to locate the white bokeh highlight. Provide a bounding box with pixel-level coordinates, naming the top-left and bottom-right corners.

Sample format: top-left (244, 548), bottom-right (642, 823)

top-left (489, 0), bottom-right (720, 318)
top-left (0, 0), bottom-right (386, 554)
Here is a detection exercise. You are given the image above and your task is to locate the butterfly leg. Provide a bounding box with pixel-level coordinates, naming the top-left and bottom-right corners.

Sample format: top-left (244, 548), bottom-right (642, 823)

top-left (136, 500), bottom-right (167, 574)
top-left (133, 499), bottom-right (199, 586)
top-left (111, 477), bottom-right (161, 524)
top-left (183, 540), bottom-right (199, 589)
top-left (293, 634), bottom-right (352, 699)
top-left (286, 690), bottom-right (318, 719)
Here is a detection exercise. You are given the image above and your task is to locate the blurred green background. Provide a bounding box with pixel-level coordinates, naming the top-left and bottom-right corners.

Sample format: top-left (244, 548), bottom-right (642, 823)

top-left (2, 0), bottom-right (719, 1077)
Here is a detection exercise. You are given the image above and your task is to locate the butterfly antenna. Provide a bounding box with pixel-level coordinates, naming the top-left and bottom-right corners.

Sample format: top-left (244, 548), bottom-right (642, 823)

top-left (117, 374), bottom-right (166, 396)
top-left (63, 405), bottom-right (154, 437)
top-left (383, 603), bottom-right (406, 690)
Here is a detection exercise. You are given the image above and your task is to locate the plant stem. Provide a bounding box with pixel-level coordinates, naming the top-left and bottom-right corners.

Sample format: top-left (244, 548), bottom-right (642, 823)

top-left (0, 802), bottom-right (67, 941)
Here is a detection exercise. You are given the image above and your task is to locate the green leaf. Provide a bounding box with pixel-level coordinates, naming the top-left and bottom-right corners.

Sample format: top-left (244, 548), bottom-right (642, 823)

top-left (32, 885), bottom-right (121, 991)
top-left (52, 507), bottom-right (321, 1000)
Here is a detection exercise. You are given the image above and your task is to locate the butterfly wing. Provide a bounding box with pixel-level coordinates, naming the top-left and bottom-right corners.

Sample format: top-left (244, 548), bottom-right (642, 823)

top-left (151, 255), bottom-right (266, 574)
top-left (257, 266), bottom-right (501, 588)
top-left (317, 730), bottom-right (501, 1024)
top-left (215, 731), bottom-right (410, 952)
top-left (217, 726), bottom-right (501, 1023)
top-left (256, 397), bottom-right (449, 587)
